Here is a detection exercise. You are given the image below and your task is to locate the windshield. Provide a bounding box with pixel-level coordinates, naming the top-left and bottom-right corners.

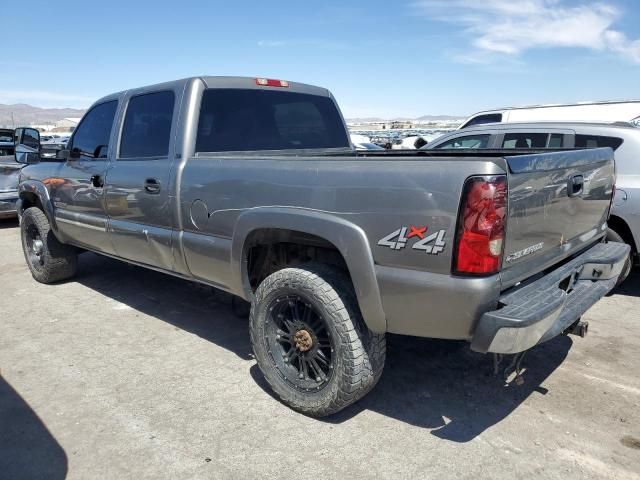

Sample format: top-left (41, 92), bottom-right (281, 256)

top-left (196, 89), bottom-right (350, 152)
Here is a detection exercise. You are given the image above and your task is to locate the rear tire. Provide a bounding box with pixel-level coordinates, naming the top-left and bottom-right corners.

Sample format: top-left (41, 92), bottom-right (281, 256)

top-left (20, 207), bottom-right (77, 284)
top-left (250, 264), bottom-right (385, 417)
top-left (607, 228), bottom-right (632, 287)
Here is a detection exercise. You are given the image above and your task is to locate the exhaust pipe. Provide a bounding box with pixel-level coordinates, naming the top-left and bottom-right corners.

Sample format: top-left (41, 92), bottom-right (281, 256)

top-left (564, 320), bottom-right (589, 338)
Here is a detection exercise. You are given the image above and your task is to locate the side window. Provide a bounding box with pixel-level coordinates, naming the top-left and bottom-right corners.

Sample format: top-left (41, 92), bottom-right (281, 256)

top-left (70, 101), bottom-right (118, 160)
top-left (575, 135), bottom-right (623, 150)
top-left (461, 113), bottom-right (502, 129)
top-left (435, 134), bottom-right (491, 149)
top-left (548, 133), bottom-right (564, 148)
top-left (502, 132), bottom-right (548, 149)
top-left (119, 91), bottom-right (175, 159)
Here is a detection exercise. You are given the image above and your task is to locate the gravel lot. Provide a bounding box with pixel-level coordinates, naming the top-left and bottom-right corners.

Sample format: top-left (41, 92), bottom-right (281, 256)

top-left (1, 218), bottom-right (639, 479)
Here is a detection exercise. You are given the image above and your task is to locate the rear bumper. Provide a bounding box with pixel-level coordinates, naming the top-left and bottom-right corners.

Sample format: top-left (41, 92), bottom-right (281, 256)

top-left (0, 192), bottom-right (18, 219)
top-left (471, 242), bottom-right (630, 354)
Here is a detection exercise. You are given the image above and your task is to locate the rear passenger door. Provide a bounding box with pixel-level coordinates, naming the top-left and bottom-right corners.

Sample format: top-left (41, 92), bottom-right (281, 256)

top-left (104, 88), bottom-right (181, 269)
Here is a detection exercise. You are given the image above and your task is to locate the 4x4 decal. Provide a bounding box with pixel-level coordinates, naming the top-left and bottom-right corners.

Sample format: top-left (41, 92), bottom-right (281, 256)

top-left (378, 226), bottom-right (447, 254)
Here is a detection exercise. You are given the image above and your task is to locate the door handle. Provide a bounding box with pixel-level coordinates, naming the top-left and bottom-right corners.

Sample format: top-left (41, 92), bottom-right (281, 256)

top-left (567, 175), bottom-right (584, 197)
top-left (90, 174), bottom-right (104, 188)
top-left (144, 178), bottom-right (161, 194)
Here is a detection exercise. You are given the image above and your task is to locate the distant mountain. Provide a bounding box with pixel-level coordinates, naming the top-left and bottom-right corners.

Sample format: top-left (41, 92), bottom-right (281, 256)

top-left (345, 117), bottom-right (387, 123)
top-left (415, 115), bottom-right (466, 121)
top-left (0, 104), bottom-right (87, 127)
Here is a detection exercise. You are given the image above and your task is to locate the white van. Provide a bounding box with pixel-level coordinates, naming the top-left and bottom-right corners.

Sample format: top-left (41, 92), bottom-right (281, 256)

top-left (459, 100), bottom-right (640, 129)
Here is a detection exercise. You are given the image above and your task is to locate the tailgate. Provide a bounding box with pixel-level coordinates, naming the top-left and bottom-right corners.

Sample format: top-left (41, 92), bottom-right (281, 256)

top-left (501, 148), bottom-right (615, 287)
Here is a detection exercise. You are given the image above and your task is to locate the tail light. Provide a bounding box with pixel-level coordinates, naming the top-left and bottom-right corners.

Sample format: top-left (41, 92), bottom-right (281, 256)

top-left (454, 175), bottom-right (507, 275)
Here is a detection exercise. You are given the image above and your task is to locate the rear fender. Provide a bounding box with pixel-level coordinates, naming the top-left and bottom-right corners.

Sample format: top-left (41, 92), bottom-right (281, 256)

top-left (230, 207), bottom-right (387, 334)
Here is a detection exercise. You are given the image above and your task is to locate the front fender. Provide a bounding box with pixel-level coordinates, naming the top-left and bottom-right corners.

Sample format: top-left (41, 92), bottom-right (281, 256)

top-left (18, 180), bottom-right (62, 236)
top-left (230, 207), bottom-right (387, 334)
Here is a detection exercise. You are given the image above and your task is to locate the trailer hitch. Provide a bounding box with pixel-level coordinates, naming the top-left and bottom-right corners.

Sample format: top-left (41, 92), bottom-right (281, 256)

top-left (493, 351), bottom-right (527, 386)
top-left (563, 319), bottom-right (589, 338)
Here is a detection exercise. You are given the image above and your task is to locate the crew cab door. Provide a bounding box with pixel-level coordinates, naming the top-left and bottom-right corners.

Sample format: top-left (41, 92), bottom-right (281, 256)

top-left (104, 88), bottom-right (180, 269)
top-left (50, 100), bottom-right (118, 253)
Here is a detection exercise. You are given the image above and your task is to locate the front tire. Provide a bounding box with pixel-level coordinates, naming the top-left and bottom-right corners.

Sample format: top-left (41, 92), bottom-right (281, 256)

top-left (20, 207), bottom-right (77, 284)
top-left (606, 228), bottom-right (632, 287)
top-left (250, 264), bottom-right (385, 417)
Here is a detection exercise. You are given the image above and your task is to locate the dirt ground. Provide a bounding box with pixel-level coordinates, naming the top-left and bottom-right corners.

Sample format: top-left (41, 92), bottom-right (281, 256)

top-left (1, 218), bottom-right (639, 479)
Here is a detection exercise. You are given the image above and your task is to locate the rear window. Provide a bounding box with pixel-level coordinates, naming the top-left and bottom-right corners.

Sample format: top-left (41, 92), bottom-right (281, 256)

top-left (195, 89), bottom-right (349, 152)
top-left (462, 113), bottom-right (502, 128)
top-left (575, 134), bottom-right (623, 150)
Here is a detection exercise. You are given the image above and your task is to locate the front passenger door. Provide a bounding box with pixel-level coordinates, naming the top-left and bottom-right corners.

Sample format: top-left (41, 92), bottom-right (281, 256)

top-left (50, 100), bottom-right (118, 253)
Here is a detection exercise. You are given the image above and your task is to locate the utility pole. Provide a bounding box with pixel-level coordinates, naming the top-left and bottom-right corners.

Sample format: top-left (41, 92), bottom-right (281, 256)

top-left (11, 111), bottom-right (15, 128)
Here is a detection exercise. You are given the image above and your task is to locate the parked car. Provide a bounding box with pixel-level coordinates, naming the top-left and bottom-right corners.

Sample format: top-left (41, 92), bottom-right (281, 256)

top-left (350, 134), bottom-right (385, 151)
top-left (1, 129), bottom-right (20, 219)
top-left (16, 77), bottom-right (628, 416)
top-left (40, 139), bottom-right (68, 159)
top-left (425, 121), bottom-right (639, 283)
top-left (390, 135), bottom-right (429, 149)
top-left (459, 100), bottom-right (640, 129)
top-left (1, 129), bottom-right (62, 219)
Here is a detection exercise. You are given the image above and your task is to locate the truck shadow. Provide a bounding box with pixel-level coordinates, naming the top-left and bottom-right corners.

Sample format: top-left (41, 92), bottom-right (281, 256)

top-left (251, 335), bottom-right (572, 442)
top-left (0, 377), bottom-right (68, 479)
top-left (75, 252), bottom-right (254, 360)
top-left (611, 269), bottom-right (640, 298)
top-left (0, 218), bottom-right (19, 229)
top-left (75, 252), bottom-right (571, 442)
top-left (323, 335), bottom-right (570, 442)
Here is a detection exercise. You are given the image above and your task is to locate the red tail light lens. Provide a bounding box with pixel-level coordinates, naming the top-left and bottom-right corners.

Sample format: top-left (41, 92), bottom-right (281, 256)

top-left (454, 175), bottom-right (507, 275)
top-left (255, 78), bottom-right (290, 87)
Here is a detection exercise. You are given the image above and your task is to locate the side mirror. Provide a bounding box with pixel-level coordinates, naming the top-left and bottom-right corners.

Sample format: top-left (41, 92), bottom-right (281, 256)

top-left (14, 127), bottom-right (41, 165)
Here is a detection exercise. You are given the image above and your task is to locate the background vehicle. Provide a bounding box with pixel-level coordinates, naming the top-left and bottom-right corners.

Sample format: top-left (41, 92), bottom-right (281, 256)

top-left (350, 133), bottom-right (385, 151)
top-left (16, 77), bottom-right (628, 416)
top-left (40, 138), bottom-right (69, 159)
top-left (426, 121), bottom-right (640, 283)
top-left (1, 128), bottom-right (61, 218)
top-left (459, 100), bottom-right (640, 129)
top-left (1, 129), bottom-right (20, 218)
top-left (390, 135), bottom-right (429, 149)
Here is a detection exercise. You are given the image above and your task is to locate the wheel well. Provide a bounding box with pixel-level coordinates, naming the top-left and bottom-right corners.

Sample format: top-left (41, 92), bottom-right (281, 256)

top-left (608, 215), bottom-right (637, 254)
top-left (19, 192), bottom-right (43, 213)
top-left (244, 229), bottom-right (350, 291)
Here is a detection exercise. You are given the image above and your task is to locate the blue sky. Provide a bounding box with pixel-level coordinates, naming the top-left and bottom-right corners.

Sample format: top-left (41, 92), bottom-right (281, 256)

top-left (2, 0), bottom-right (639, 118)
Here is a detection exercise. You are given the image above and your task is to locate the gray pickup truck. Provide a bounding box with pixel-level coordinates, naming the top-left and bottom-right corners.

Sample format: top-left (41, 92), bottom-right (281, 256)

top-left (15, 76), bottom-right (629, 416)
